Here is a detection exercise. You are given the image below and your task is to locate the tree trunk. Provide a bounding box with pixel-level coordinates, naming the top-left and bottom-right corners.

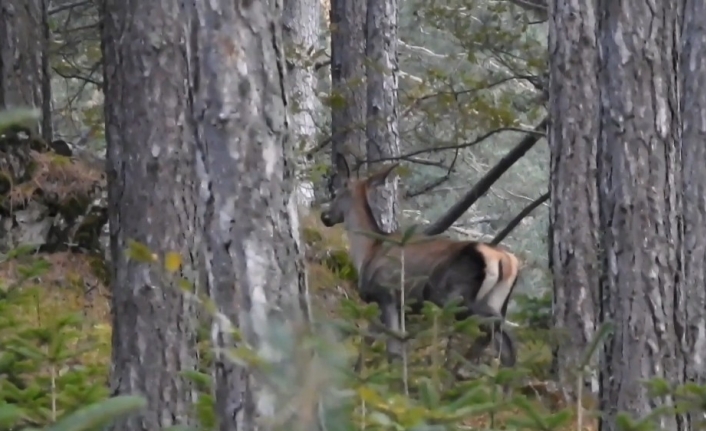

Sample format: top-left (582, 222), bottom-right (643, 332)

top-left (283, 0), bottom-right (321, 210)
top-left (365, 0), bottom-right (400, 232)
top-left (680, 0), bottom-right (706, 388)
top-left (330, 0), bottom-right (366, 166)
top-left (596, 1), bottom-right (683, 430)
top-left (101, 1), bottom-right (199, 429)
top-left (187, 0), bottom-right (307, 428)
top-left (547, 0), bottom-right (600, 396)
top-left (0, 0), bottom-right (52, 140)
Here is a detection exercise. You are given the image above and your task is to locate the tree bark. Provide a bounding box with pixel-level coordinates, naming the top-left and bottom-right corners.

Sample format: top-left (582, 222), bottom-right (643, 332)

top-left (680, 0), bottom-right (706, 388)
top-left (283, 0), bottom-right (321, 210)
top-left (365, 0), bottom-right (400, 232)
top-left (187, 0), bottom-right (307, 428)
top-left (596, 1), bottom-right (683, 430)
top-left (101, 1), bottom-right (200, 429)
top-left (0, 0), bottom-right (52, 141)
top-left (330, 0), bottom-right (366, 166)
top-left (547, 0), bottom-right (600, 396)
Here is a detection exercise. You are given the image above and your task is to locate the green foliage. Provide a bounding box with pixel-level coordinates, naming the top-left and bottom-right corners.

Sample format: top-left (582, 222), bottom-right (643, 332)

top-left (0, 108), bottom-right (41, 134)
top-left (0, 246), bottom-right (110, 430)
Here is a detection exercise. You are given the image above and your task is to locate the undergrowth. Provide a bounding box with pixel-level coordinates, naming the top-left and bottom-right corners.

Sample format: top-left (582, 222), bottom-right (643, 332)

top-left (0, 211), bottom-right (704, 431)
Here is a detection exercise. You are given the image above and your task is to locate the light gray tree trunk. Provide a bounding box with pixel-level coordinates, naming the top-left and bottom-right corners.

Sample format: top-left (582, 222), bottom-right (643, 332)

top-left (330, 0), bottom-right (366, 166)
top-left (680, 0), bottom-right (706, 391)
top-left (547, 0), bottom-right (600, 397)
top-left (365, 0), bottom-right (400, 232)
top-left (100, 1), bottom-right (200, 429)
top-left (187, 0), bottom-right (307, 428)
top-left (596, 1), bottom-right (684, 430)
top-left (283, 0), bottom-right (321, 210)
top-left (0, 0), bottom-right (52, 141)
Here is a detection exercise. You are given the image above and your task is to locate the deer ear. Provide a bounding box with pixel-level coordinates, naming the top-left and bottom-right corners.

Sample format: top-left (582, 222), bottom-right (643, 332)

top-left (367, 163), bottom-right (399, 188)
top-left (334, 152), bottom-right (350, 178)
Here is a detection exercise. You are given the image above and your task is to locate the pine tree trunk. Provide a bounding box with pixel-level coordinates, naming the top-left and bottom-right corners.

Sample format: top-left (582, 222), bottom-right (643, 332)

top-left (330, 0), bottom-right (366, 164)
top-left (547, 0), bottom-right (600, 396)
top-left (596, 1), bottom-right (684, 429)
top-left (365, 0), bottom-right (400, 232)
top-left (188, 0), bottom-right (307, 428)
top-left (283, 0), bottom-right (321, 210)
top-left (680, 0), bottom-right (706, 389)
top-left (100, 1), bottom-right (200, 429)
top-left (0, 0), bottom-right (52, 140)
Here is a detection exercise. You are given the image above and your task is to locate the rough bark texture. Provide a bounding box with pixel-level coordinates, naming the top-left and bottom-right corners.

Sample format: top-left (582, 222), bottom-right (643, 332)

top-left (365, 0), bottom-right (400, 232)
top-left (547, 0), bottom-right (600, 395)
top-left (0, 0), bottom-right (52, 141)
top-left (330, 0), bottom-right (366, 164)
top-left (596, 2), bottom-right (683, 430)
top-left (187, 0), bottom-right (307, 428)
top-left (101, 1), bottom-right (199, 429)
top-left (283, 0), bottom-right (321, 210)
top-left (680, 0), bottom-right (706, 387)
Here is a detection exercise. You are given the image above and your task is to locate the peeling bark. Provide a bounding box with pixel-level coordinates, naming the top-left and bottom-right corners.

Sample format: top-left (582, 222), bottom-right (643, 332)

top-left (0, 0), bottom-right (52, 141)
top-left (680, 0), bottom-right (706, 388)
top-left (365, 0), bottom-right (400, 232)
top-left (101, 1), bottom-right (199, 429)
top-left (283, 0), bottom-right (321, 210)
top-left (187, 0), bottom-right (307, 428)
top-left (330, 0), bottom-right (366, 163)
top-left (547, 0), bottom-right (600, 395)
top-left (596, 1), bottom-right (683, 430)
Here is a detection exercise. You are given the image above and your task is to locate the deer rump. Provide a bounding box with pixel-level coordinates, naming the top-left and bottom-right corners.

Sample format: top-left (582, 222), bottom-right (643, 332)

top-left (361, 241), bottom-right (517, 367)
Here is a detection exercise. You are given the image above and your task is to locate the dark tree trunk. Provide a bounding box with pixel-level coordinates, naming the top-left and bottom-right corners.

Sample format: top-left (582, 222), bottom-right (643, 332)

top-left (365, 0), bottom-right (400, 232)
top-left (330, 0), bottom-right (367, 165)
top-left (680, 0), bottom-right (706, 388)
top-left (187, 0), bottom-right (307, 428)
top-left (0, 0), bottom-right (52, 141)
top-left (547, 0), bottom-right (600, 396)
top-left (596, 1), bottom-right (683, 430)
top-left (101, 1), bottom-right (199, 429)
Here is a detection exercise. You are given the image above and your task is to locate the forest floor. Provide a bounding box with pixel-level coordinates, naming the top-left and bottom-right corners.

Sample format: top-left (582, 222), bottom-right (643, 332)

top-left (0, 211), bottom-right (599, 431)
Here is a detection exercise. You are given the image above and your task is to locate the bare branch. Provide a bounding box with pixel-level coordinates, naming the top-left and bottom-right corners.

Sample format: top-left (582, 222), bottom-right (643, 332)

top-left (404, 148), bottom-right (460, 198)
top-left (491, 191), bottom-right (549, 245)
top-left (423, 116), bottom-right (548, 235)
top-left (49, 0), bottom-right (93, 15)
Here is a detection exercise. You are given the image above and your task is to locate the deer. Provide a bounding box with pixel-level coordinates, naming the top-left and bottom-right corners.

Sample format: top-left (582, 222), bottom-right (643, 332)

top-left (319, 153), bottom-right (521, 369)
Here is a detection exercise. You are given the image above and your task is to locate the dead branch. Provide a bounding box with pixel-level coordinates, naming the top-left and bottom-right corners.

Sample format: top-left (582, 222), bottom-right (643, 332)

top-left (423, 116), bottom-right (548, 235)
top-left (491, 191), bottom-right (549, 245)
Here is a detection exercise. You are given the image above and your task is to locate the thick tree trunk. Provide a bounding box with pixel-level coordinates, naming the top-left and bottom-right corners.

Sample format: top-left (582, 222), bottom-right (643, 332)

top-left (596, 1), bottom-right (683, 430)
top-left (283, 0), bottom-right (321, 210)
top-left (330, 0), bottom-right (366, 165)
top-left (0, 0), bottom-right (52, 141)
top-left (547, 0), bottom-right (600, 396)
top-left (187, 0), bottom-right (307, 428)
top-left (101, 1), bottom-right (199, 429)
top-left (365, 0), bottom-right (400, 232)
top-left (680, 0), bottom-right (706, 388)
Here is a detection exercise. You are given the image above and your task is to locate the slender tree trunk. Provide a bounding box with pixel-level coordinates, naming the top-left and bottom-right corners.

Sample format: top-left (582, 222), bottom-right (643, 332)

top-left (680, 0), bottom-right (706, 389)
top-left (0, 0), bottom-right (52, 140)
top-left (547, 0), bottom-right (600, 396)
top-left (330, 0), bottom-right (366, 166)
top-left (283, 0), bottom-right (321, 210)
top-left (596, 1), bottom-right (683, 430)
top-left (365, 0), bottom-right (400, 232)
top-left (187, 0), bottom-right (307, 428)
top-left (100, 1), bottom-right (199, 429)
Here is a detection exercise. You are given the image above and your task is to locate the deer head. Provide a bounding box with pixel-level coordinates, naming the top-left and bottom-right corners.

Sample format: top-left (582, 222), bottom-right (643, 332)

top-left (320, 153), bottom-right (399, 228)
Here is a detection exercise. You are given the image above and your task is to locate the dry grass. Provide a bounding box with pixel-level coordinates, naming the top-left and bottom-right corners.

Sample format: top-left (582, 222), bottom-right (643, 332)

top-left (5, 150), bottom-right (104, 208)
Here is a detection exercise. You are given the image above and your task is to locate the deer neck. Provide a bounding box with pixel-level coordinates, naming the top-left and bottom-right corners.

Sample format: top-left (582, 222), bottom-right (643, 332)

top-left (343, 191), bottom-right (385, 273)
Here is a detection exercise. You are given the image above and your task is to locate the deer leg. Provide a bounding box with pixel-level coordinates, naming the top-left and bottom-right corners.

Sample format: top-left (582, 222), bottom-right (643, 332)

top-left (457, 301), bottom-right (517, 367)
